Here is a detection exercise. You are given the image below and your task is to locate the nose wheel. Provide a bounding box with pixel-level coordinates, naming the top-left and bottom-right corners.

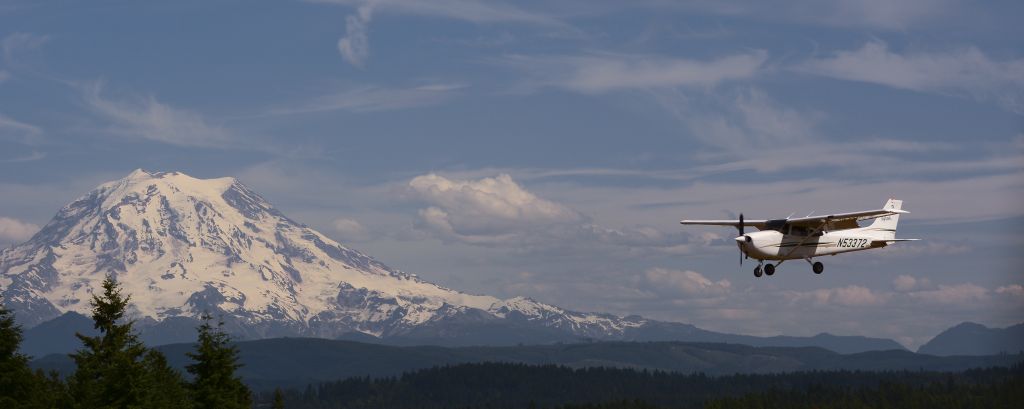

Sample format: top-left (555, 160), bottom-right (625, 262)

top-left (754, 265), bottom-right (763, 277)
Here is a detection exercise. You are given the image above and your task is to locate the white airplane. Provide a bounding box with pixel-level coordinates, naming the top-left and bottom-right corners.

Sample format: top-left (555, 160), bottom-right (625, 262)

top-left (680, 199), bottom-right (919, 277)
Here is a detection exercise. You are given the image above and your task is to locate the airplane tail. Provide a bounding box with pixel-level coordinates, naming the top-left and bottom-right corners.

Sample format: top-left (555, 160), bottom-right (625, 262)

top-left (867, 198), bottom-right (902, 239)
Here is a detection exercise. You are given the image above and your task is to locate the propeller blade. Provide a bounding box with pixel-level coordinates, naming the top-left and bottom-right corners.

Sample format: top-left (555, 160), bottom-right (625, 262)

top-left (737, 213), bottom-right (745, 266)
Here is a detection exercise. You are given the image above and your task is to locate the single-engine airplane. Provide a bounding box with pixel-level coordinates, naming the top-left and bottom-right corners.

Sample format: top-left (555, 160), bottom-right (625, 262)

top-left (680, 199), bottom-right (919, 277)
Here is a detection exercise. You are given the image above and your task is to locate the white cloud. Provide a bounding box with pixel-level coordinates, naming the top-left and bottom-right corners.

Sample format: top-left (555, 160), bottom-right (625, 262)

top-left (798, 41), bottom-right (1024, 113)
top-left (271, 84), bottom-right (466, 114)
top-left (804, 285), bottom-right (888, 307)
top-left (907, 283), bottom-right (989, 305)
top-left (82, 82), bottom-right (235, 148)
top-left (408, 173), bottom-right (583, 242)
top-left (503, 50), bottom-right (767, 94)
top-left (331, 217), bottom-right (374, 242)
top-left (995, 284), bottom-right (1024, 298)
top-left (337, 2), bottom-right (374, 67)
top-left (644, 268), bottom-right (731, 298)
top-left (0, 216), bottom-right (39, 244)
top-left (893, 275), bottom-right (931, 292)
top-left (404, 172), bottom-right (698, 253)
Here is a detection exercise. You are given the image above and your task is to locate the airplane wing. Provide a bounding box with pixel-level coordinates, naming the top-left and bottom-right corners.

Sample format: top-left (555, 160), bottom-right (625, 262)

top-left (785, 208), bottom-right (909, 228)
top-left (679, 219), bottom-right (769, 229)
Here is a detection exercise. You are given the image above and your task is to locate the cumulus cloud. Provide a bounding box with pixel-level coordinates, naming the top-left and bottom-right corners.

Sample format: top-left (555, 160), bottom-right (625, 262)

top-left (408, 173), bottom-right (583, 240)
top-left (801, 285), bottom-right (888, 307)
top-left (404, 172), bottom-right (697, 253)
top-left (907, 283), bottom-right (989, 305)
top-left (0, 216), bottom-right (39, 244)
top-left (503, 50), bottom-right (767, 94)
top-left (797, 41), bottom-right (1024, 113)
top-left (995, 284), bottom-right (1024, 298)
top-left (82, 82), bottom-right (235, 148)
top-left (331, 217), bottom-right (374, 242)
top-left (644, 268), bottom-right (731, 298)
top-left (407, 172), bottom-right (585, 243)
top-left (893, 275), bottom-right (931, 292)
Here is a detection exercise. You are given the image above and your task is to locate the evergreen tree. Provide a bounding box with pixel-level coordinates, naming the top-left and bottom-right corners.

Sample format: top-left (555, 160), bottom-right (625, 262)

top-left (272, 388), bottom-right (285, 409)
top-left (1, 299), bottom-right (67, 408)
top-left (186, 314), bottom-right (251, 409)
top-left (68, 274), bottom-right (162, 409)
top-left (141, 349), bottom-right (193, 409)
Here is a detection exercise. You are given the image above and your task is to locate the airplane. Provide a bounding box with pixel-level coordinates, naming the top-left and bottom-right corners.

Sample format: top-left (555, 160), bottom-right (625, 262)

top-left (680, 199), bottom-right (919, 277)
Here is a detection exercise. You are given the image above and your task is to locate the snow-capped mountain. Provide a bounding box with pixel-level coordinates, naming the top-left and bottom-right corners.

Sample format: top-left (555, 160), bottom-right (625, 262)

top-left (0, 170), bottom-right (639, 340)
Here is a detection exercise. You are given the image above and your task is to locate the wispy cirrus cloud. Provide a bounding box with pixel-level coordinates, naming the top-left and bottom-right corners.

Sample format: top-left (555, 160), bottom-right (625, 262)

top-left (313, 0), bottom-right (567, 66)
top-left (271, 83), bottom-right (467, 115)
top-left (797, 41), bottom-right (1024, 114)
top-left (81, 82), bottom-right (235, 149)
top-left (1, 32), bottom-right (48, 63)
top-left (647, 0), bottom-right (965, 30)
top-left (311, 0), bottom-right (564, 25)
top-left (0, 114), bottom-right (42, 140)
top-left (501, 50), bottom-right (767, 94)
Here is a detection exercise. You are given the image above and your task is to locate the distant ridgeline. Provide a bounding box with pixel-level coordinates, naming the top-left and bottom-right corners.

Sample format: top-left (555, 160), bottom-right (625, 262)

top-left (253, 362), bottom-right (1024, 409)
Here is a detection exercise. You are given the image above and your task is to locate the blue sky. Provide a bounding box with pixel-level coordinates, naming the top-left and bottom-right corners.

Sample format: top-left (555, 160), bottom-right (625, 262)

top-left (1, 0), bottom-right (1022, 348)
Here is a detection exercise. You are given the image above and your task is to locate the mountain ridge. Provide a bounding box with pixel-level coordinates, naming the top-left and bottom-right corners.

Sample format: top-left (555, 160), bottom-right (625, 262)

top-left (917, 321), bottom-right (1024, 356)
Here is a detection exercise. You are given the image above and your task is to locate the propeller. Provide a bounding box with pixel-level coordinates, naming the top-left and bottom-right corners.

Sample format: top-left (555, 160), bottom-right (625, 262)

top-left (737, 213), bottom-right (745, 266)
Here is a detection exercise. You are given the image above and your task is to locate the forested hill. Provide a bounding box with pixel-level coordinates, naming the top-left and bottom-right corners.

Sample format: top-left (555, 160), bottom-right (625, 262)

top-left (32, 337), bottom-right (1023, 389)
top-left (256, 362), bottom-right (1024, 409)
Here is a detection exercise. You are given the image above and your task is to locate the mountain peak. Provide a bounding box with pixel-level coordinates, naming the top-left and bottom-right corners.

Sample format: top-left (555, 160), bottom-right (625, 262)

top-left (1, 170), bottom-right (624, 341)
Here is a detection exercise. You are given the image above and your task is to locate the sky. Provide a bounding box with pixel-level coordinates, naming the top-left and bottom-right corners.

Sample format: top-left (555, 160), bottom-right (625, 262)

top-left (1, 0), bottom-right (1022, 349)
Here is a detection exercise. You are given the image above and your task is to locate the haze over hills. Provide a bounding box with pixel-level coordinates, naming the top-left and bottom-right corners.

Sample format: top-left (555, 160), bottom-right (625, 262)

top-left (30, 338), bottom-right (1022, 390)
top-left (918, 322), bottom-right (1024, 356)
top-left (4, 170), bottom-right (903, 354)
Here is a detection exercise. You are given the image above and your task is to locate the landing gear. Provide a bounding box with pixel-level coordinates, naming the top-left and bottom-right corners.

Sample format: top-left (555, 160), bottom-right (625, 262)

top-left (812, 261), bottom-right (824, 274)
top-left (754, 265), bottom-right (763, 278)
top-left (764, 263), bottom-right (776, 276)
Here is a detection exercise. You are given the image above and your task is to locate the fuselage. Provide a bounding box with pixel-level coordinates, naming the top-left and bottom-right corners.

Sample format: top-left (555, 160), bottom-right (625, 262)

top-left (735, 226), bottom-right (892, 261)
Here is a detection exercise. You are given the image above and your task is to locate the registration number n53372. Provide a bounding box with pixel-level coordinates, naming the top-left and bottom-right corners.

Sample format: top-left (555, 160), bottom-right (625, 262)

top-left (837, 238), bottom-right (868, 248)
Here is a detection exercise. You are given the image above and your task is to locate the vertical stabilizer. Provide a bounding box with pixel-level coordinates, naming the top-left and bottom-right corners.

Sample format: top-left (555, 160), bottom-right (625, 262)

top-left (868, 199), bottom-right (902, 239)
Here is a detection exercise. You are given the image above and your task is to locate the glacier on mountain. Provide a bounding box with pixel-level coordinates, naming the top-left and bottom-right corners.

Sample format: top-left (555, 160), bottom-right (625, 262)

top-left (0, 169), bottom-right (640, 340)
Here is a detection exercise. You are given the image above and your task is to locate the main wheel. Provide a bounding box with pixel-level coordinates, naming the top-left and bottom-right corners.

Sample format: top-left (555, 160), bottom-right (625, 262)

top-left (764, 264), bottom-right (775, 276)
top-left (754, 266), bottom-right (763, 278)
top-left (812, 262), bottom-right (824, 274)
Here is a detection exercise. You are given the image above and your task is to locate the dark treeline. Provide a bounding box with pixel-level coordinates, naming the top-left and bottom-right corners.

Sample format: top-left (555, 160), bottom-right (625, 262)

top-left (5, 277), bottom-right (1022, 409)
top-left (254, 362), bottom-right (1023, 409)
top-left (1, 275), bottom-right (251, 409)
